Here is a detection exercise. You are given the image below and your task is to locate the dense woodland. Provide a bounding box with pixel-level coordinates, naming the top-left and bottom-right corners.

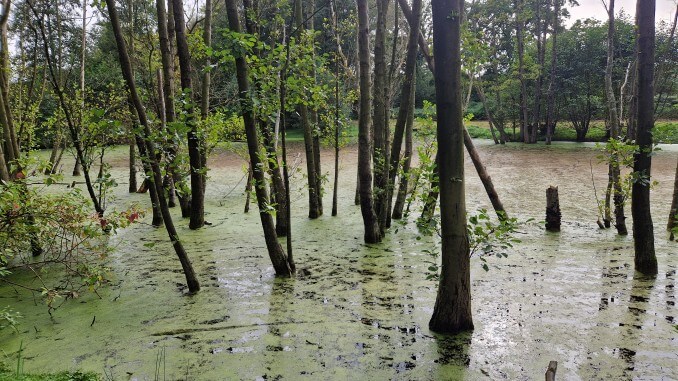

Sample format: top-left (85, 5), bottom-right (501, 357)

top-left (0, 0), bottom-right (677, 377)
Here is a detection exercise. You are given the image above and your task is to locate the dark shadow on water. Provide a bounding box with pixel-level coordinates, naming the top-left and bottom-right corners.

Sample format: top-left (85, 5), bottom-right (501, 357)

top-left (432, 331), bottom-right (472, 367)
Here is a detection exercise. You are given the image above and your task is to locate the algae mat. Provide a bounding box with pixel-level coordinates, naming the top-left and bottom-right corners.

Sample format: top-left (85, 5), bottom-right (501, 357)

top-left (0, 141), bottom-right (676, 380)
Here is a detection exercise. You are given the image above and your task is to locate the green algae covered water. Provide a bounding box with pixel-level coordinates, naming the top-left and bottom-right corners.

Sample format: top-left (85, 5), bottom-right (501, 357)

top-left (1, 141), bottom-right (676, 380)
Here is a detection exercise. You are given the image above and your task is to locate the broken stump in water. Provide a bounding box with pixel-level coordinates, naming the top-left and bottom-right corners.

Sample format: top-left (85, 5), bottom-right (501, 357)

top-left (545, 360), bottom-right (558, 381)
top-left (546, 186), bottom-right (561, 232)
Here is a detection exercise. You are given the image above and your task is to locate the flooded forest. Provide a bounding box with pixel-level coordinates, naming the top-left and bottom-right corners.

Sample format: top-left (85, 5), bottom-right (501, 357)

top-left (0, 0), bottom-right (676, 380)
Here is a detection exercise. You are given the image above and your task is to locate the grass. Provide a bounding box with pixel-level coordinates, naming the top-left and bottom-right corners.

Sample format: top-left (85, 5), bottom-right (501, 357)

top-left (284, 119), bottom-right (677, 144)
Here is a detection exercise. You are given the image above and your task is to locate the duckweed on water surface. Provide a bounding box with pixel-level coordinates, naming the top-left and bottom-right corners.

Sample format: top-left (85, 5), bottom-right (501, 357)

top-left (0, 142), bottom-right (676, 380)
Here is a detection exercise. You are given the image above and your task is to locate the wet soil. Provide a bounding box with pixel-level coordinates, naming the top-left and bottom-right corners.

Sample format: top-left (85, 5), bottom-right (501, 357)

top-left (0, 140), bottom-right (676, 380)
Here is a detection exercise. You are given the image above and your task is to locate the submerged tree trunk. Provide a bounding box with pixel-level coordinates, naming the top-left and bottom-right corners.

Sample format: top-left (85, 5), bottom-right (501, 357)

top-left (631, 0), bottom-right (657, 275)
top-left (463, 129), bottom-right (507, 219)
top-left (225, 0), bottom-right (293, 275)
top-left (373, 0), bottom-right (391, 233)
top-left (294, 0), bottom-right (321, 220)
top-left (429, 0), bottom-right (473, 334)
top-left (668, 158), bottom-right (678, 240)
top-left (172, 0), bottom-right (205, 230)
top-left (603, 0), bottom-right (627, 235)
top-left (357, 0), bottom-right (382, 244)
top-left (105, 0), bottom-right (200, 293)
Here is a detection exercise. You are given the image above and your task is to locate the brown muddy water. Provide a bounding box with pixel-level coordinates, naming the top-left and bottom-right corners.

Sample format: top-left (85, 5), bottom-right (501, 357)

top-left (1, 140), bottom-right (676, 380)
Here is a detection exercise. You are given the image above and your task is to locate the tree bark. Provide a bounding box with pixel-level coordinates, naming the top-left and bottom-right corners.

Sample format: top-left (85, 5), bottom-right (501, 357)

top-left (603, 0), bottom-right (627, 235)
top-left (463, 128), bottom-right (507, 219)
top-left (372, 0), bottom-right (391, 233)
top-left (545, 0), bottom-right (560, 145)
top-left (105, 0), bottom-right (200, 293)
top-left (632, 0), bottom-right (657, 275)
top-left (172, 0), bottom-right (205, 229)
top-left (429, 0), bottom-right (473, 334)
top-left (387, 0), bottom-right (421, 223)
top-left (545, 186), bottom-right (561, 231)
top-left (668, 158), bottom-right (677, 240)
top-left (516, 0), bottom-right (529, 143)
top-left (357, 0), bottom-right (382, 244)
top-left (224, 0), bottom-right (293, 275)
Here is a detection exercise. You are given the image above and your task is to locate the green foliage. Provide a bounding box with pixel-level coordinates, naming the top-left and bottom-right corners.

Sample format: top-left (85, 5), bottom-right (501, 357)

top-left (0, 159), bottom-right (142, 314)
top-left (653, 122), bottom-right (678, 144)
top-left (0, 306), bottom-right (20, 332)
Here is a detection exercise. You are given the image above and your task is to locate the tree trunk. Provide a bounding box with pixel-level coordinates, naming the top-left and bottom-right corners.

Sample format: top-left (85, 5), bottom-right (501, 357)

top-left (372, 0), bottom-right (390, 233)
top-left (331, 0), bottom-right (341, 217)
top-left (242, 0), bottom-right (288, 236)
top-left (172, 0), bottom-right (205, 230)
top-left (545, 186), bottom-right (561, 231)
top-left (128, 140), bottom-right (138, 192)
top-left (392, 81), bottom-right (414, 220)
top-left (387, 0), bottom-right (421, 224)
top-left (516, 0), bottom-right (529, 143)
top-left (545, 0), bottom-right (559, 145)
top-left (292, 0), bottom-right (320, 219)
top-left (476, 83), bottom-right (507, 144)
top-left (105, 0), bottom-right (200, 292)
top-left (28, 0), bottom-right (102, 216)
top-left (463, 129), bottom-right (507, 219)
top-left (357, 0), bottom-right (382, 244)
top-left (0, 1), bottom-right (18, 164)
top-left (428, 0), bottom-right (473, 334)
top-left (631, 0), bottom-right (657, 275)
top-left (224, 0), bottom-right (293, 275)
top-left (604, 0), bottom-right (627, 236)
top-left (308, 1), bottom-right (323, 217)
top-left (668, 158), bottom-right (677, 240)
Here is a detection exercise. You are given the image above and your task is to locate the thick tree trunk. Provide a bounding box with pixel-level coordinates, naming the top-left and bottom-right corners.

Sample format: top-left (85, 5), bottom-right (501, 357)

top-left (172, 0), bottom-right (205, 230)
top-left (545, 186), bottom-right (561, 231)
top-left (387, 0), bottom-right (421, 224)
top-left (105, 0), bottom-right (200, 292)
top-left (632, 0), bottom-right (657, 275)
top-left (357, 0), bottom-right (382, 244)
top-left (224, 0), bottom-right (293, 275)
top-left (429, 0), bottom-right (473, 334)
top-left (331, 0), bottom-right (341, 217)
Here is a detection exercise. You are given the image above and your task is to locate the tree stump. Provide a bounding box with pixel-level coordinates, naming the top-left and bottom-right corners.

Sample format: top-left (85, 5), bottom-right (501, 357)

top-left (546, 186), bottom-right (561, 232)
top-left (545, 360), bottom-right (558, 381)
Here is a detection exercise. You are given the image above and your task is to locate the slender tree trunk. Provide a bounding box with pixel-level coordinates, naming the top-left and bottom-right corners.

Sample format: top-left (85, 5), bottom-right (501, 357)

top-left (308, 0), bottom-right (323, 216)
top-left (128, 140), bottom-right (138, 192)
top-left (604, 0), bottom-right (627, 235)
top-left (28, 0), bottom-right (102, 215)
top-left (172, 0), bottom-right (205, 229)
top-left (429, 0), bottom-right (473, 334)
top-left (463, 129), bottom-right (507, 220)
top-left (224, 0), bottom-right (293, 276)
top-left (331, 0), bottom-right (341, 217)
top-left (242, 0), bottom-right (288, 236)
top-left (668, 158), bottom-right (677, 239)
top-left (0, 1), bottom-right (18, 164)
top-left (387, 0), bottom-right (421, 224)
top-left (372, 0), bottom-right (391, 233)
top-left (357, 0), bottom-right (382, 243)
top-left (476, 83), bottom-right (507, 144)
top-left (105, 0), bottom-right (200, 293)
top-left (516, 0), bottom-right (529, 143)
top-left (392, 78), bottom-right (415, 220)
top-left (545, 0), bottom-right (559, 145)
top-left (294, 0), bottom-right (320, 219)
top-left (632, 0), bottom-right (657, 275)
